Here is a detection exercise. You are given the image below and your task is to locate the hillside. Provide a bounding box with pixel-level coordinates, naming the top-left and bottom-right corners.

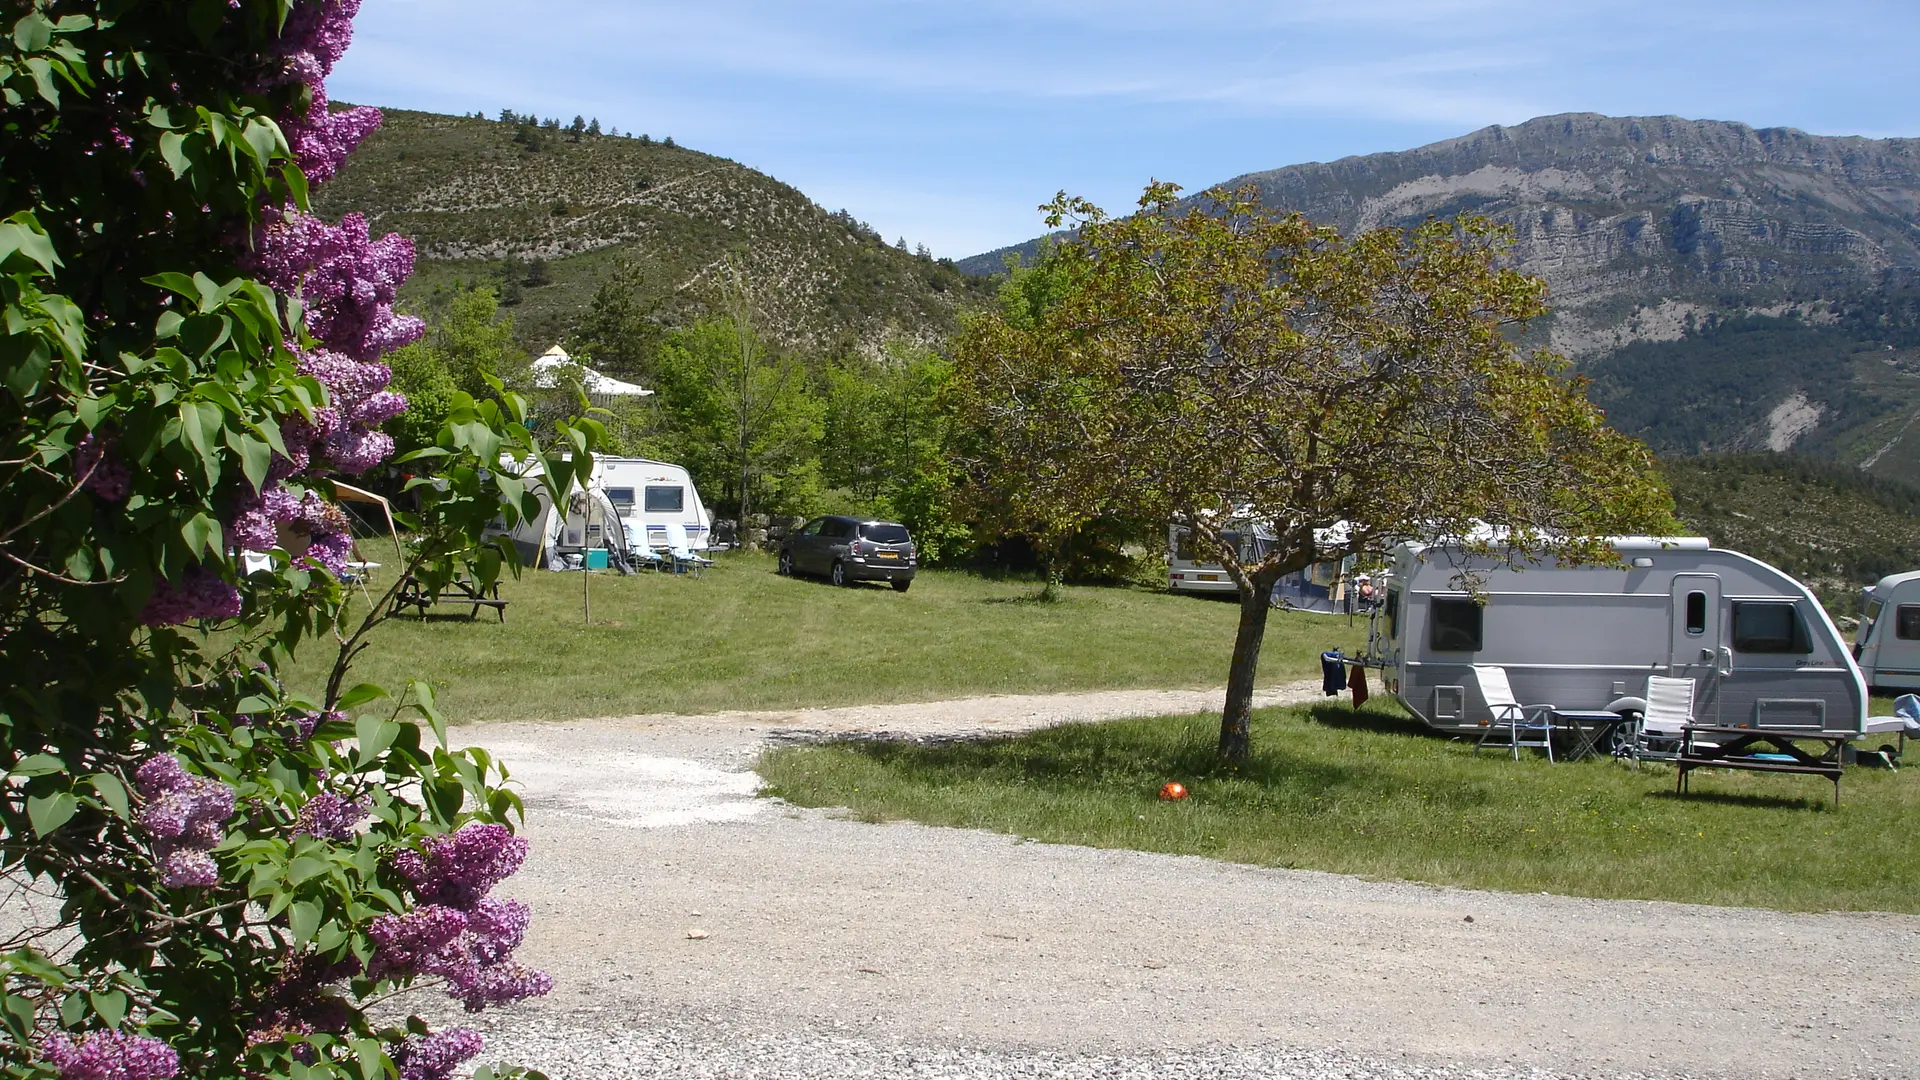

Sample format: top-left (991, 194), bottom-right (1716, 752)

top-left (314, 108), bottom-right (994, 359)
top-left (961, 113), bottom-right (1920, 480)
top-left (1663, 453), bottom-right (1920, 608)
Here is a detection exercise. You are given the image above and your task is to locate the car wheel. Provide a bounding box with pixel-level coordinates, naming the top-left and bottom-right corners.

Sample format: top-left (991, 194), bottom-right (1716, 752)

top-left (831, 560), bottom-right (848, 587)
top-left (777, 550), bottom-right (792, 576)
top-left (891, 579), bottom-right (911, 593)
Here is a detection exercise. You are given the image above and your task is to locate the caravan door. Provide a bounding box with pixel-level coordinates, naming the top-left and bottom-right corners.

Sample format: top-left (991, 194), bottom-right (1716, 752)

top-left (1669, 573), bottom-right (1724, 721)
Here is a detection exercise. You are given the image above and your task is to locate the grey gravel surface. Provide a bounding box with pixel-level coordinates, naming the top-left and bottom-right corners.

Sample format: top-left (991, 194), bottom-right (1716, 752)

top-left (438, 687), bottom-right (1920, 1080)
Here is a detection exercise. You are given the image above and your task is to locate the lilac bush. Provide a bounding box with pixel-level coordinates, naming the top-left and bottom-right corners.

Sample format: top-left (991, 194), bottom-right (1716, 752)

top-left (0, 2), bottom-right (601, 1078)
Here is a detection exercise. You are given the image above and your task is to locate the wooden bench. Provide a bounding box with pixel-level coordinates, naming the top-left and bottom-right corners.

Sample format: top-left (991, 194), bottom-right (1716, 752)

top-left (1676, 725), bottom-right (1845, 805)
top-left (389, 575), bottom-right (508, 622)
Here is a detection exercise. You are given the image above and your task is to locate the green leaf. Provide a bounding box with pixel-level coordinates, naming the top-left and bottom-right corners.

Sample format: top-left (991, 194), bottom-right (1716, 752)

top-left (285, 856), bottom-right (329, 886)
top-left (89, 773), bottom-right (130, 819)
top-left (59, 991), bottom-right (86, 1027)
top-left (335, 683), bottom-right (391, 712)
top-left (27, 792), bottom-right (77, 837)
top-left (89, 989), bottom-right (127, 1028)
top-left (181, 511), bottom-right (222, 560)
top-left (228, 428), bottom-right (270, 495)
top-left (11, 12), bottom-right (53, 50)
top-left (158, 131), bottom-right (191, 178)
top-left (354, 714), bottom-right (400, 769)
top-left (0, 212), bottom-right (61, 274)
top-left (8, 754), bottom-right (64, 778)
top-left (412, 680), bottom-right (447, 749)
top-left (288, 901), bottom-right (321, 944)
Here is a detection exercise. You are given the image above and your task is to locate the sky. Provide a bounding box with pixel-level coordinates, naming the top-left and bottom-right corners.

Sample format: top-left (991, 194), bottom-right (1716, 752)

top-left (333, 0), bottom-right (1920, 261)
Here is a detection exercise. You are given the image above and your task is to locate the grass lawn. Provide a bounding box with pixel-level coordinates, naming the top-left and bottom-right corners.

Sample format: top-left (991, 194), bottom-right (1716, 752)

top-left (760, 700), bottom-right (1920, 913)
top-left (270, 554), bottom-right (1367, 722)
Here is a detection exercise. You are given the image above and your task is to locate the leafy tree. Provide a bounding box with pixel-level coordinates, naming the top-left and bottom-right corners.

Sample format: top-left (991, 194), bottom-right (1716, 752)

top-left (0, 4), bottom-right (594, 1077)
top-left (587, 118), bottom-right (602, 137)
top-left (952, 184), bottom-right (1674, 758)
top-left (822, 342), bottom-right (967, 558)
top-left (661, 135), bottom-right (675, 148)
top-left (566, 115), bottom-right (585, 142)
top-left (571, 275), bottom-right (664, 381)
top-left (651, 310), bottom-right (823, 522)
top-left (385, 288), bottom-right (528, 452)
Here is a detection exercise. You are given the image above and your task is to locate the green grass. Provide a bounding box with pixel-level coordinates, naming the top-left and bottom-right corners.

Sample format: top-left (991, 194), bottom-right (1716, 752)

top-left (276, 554), bottom-right (1366, 722)
top-left (760, 701), bottom-right (1920, 913)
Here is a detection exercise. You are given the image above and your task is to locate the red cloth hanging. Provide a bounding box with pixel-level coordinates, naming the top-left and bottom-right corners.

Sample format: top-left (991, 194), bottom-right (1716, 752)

top-left (1348, 663), bottom-right (1369, 709)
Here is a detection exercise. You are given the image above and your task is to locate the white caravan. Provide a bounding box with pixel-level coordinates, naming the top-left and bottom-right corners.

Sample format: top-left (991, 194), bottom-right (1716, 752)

top-left (1855, 571), bottom-right (1920, 692)
top-left (595, 457), bottom-right (713, 554)
top-left (1368, 537), bottom-right (1868, 742)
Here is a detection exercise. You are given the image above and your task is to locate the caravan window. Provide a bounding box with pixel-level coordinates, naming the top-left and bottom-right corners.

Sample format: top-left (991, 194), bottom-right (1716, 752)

top-left (605, 487), bottom-right (636, 510)
top-left (644, 485), bottom-right (685, 513)
top-left (1685, 591), bottom-right (1708, 635)
top-left (1898, 605), bottom-right (1920, 641)
top-left (1174, 529), bottom-right (1228, 565)
top-left (1385, 588), bottom-right (1400, 640)
top-left (1428, 598), bottom-right (1483, 652)
top-left (1731, 601), bottom-right (1811, 654)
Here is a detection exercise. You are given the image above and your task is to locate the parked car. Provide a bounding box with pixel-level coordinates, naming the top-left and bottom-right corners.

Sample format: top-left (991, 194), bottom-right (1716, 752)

top-left (778, 515), bottom-right (917, 591)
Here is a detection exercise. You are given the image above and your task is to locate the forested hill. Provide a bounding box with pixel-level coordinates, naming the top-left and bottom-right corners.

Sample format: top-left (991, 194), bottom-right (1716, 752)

top-left (314, 108), bottom-right (994, 360)
top-left (1664, 453), bottom-right (1920, 608)
top-left (961, 113), bottom-right (1920, 483)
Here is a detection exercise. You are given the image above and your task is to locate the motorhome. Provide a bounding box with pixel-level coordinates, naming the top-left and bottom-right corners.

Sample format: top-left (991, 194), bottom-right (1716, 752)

top-left (596, 457), bottom-right (713, 554)
top-left (1855, 570), bottom-right (1920, 692)
top-left (1368, 537), bottom-right (1867, 743)
top-left (1167, 521), bottom-right (1358, 613)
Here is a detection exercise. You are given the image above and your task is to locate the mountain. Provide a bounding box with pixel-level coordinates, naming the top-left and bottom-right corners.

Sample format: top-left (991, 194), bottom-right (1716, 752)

top-left (314, 109), bottom-right (994, 361)
top-left (960, 114), bottom-right (1920, 481)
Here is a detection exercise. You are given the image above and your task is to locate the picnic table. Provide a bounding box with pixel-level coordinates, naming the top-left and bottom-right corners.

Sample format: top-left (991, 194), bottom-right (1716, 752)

top-left (1676, 725), bottom-right (1845, 805)
top-left (389, 575), bottom-right (508, 622)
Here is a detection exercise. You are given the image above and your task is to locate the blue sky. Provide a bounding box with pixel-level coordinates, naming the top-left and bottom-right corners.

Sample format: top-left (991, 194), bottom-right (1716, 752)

top-left (333, 0), bottom-right (1918, 260)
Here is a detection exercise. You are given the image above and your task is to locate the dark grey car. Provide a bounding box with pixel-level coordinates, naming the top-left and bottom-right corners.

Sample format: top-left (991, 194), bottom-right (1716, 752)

top-left (777, 515), bottom-right (917, 591)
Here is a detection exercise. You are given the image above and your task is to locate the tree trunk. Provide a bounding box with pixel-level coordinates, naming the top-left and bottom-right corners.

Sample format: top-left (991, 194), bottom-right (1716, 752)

top-left (1219, 569), bottom-right (1280, 759)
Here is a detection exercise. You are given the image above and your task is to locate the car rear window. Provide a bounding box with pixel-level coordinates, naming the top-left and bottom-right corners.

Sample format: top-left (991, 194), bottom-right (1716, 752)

top-left (860, 523), bottom-right (911, 544)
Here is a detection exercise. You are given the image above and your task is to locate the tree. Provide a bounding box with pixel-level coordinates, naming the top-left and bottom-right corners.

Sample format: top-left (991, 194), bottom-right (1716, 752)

top-left (588, 118), bottom-right (602, 137)
top-left (567, 115), bottom-right (586, 141)
top-left (0, 4), bottom-right (581, 1078)
top-left (571, 275), bottom-right (664, 381)
top-left (385, 288), bottom-right (528, 452)
top-left (821, 341), bottom-right (967, 558)
top-left (650, 296), bottom-right (823, 522)
top-left (952, 184), bottom-right (1674, 759)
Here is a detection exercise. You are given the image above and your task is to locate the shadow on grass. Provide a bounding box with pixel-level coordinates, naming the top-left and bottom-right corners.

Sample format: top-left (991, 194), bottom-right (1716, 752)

top-left (1646, 789), bottom-right (1833, 812)
top-left (1299, 702), bottom-right (1436, 739)
top-left (819, 717), bottom-right (1367, 795)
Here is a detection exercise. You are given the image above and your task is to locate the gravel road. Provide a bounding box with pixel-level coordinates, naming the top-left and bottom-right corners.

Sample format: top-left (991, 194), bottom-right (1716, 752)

top-left (437, 684), bottom-right (1920, 1080)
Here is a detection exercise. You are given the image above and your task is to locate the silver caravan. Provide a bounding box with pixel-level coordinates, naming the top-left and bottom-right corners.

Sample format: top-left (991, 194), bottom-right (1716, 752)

top-left (1371, 537), bottom-right (1867, 741)
top-left (1855, 571), bottom-right (1920, 692)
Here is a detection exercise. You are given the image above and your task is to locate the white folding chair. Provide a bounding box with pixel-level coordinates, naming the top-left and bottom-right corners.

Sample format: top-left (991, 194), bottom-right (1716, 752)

top-left (662, 521), bottom-right (714, 576)
top-left (1470, 665), bottom-right (1561, 761)
top-left (1631, 675), bottom-right (1697, 762)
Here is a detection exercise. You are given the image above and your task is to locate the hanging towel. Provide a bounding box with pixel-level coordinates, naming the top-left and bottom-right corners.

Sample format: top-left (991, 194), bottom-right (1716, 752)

top-left (1321, 651), bottom-right (1347, 696)
top-left (1349, 663), bottom-right (1369, 709)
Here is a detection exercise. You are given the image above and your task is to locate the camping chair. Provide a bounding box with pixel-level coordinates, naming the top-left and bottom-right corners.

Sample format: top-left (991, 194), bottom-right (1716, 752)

top-left (1630, 675), bottom-right (1697, 762)
top-left (1469, 665), bottom-right (1561, 761)
top-left (661, 521), bottom-right (714, 576)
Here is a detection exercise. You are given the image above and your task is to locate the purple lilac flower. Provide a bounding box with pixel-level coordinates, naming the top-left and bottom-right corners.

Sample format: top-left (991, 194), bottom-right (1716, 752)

top-left (134, 755), bottom-right (236, 888)
top-left (294, 791), bottom-right (368, 840)
top-left (38, 1030), bottom-right (179, 1080)
top-left (367, 905), bottom-right (469, 977)
top-left (393, 823), bottom-right (529, 909)
top-left (159, 850), bottom-right (219, 889)
top-left (302, 530), bottom-right (352, 576)
top-left (73, 434), bottom-right (131, 502)
top-left (395, 1027), bottom-right (482, 1080)
top-left (250, 953), bottom-right (361, 1043)
top-left (139, 566), bottom-right (243, 626)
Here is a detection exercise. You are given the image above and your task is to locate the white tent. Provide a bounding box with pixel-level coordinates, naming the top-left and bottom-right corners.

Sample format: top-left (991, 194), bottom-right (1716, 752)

top-left (530, 345), bottom-right (654, 400)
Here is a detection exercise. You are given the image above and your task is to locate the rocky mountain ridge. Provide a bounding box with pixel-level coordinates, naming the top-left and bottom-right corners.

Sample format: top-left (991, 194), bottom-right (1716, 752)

top-left (960, 113), bottom-right (1920, 480)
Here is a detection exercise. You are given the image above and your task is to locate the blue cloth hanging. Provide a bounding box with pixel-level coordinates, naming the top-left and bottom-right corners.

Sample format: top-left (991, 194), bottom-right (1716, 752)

top-left (1321, 650), bottom-right (1348, 696)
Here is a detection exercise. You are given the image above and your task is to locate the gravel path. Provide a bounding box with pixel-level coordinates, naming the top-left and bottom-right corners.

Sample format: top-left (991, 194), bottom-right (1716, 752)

top-left (441, 685), bottom-right (1920, 1080)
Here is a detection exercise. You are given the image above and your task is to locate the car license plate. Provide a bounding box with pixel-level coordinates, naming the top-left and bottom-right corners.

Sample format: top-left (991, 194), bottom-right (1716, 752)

top-left (877, 552), bottom-right (899, 560)
top-left (1200, 573), bottom-right (1220, 582)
